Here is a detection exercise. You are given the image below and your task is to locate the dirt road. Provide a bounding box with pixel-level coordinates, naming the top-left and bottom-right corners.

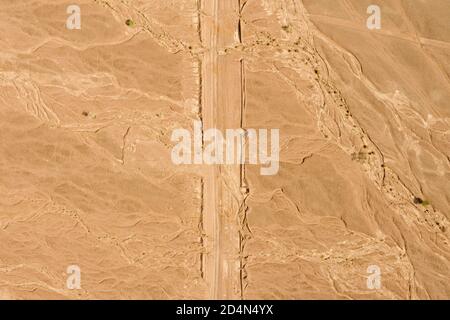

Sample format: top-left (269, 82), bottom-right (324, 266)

top-left (200, 0), bottom-right (244, 300)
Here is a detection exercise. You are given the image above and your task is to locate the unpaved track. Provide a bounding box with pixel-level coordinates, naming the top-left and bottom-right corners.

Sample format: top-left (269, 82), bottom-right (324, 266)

top-left (201, 0), bottom-right (243, 299)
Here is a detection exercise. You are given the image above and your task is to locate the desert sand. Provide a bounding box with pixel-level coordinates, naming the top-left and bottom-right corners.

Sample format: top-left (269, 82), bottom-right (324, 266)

top-left (0, 0), bottom-right (449, 299)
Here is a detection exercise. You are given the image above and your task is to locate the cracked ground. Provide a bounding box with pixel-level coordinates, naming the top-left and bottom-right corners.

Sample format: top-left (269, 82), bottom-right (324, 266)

top-left (0, 0), bottom-right (449, 299)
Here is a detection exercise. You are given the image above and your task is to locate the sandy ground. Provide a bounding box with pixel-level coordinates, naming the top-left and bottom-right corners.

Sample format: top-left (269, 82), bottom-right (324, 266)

top-left (0, 0), bottom-right (449, 299)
